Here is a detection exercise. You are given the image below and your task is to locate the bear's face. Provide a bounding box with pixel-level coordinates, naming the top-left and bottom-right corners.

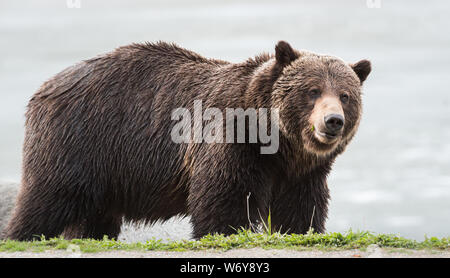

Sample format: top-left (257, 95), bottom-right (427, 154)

top-left (271, 41), bottom-right (371, 156)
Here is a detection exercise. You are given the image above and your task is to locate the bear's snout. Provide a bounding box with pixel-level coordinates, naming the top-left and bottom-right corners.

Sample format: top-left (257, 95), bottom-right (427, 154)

top-left (324, 114), bottom-right (344, 136)
top-left (308, 94), bottom-right (345, 145)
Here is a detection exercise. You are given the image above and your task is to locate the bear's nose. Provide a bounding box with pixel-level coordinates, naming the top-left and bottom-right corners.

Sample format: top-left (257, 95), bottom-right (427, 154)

top-left (324, 114), bottom-right (344, 133)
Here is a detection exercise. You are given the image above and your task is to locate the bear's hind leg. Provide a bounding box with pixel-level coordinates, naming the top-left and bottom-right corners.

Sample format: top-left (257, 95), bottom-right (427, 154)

top-left (5, 188), bottom-right (75, 241)
top-left (63, 215), bottom-right (123, 240)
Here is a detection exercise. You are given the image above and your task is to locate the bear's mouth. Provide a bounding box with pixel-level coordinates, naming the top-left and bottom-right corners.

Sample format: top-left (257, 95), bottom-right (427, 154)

top-left (314, 129), bottom-right (340, 144)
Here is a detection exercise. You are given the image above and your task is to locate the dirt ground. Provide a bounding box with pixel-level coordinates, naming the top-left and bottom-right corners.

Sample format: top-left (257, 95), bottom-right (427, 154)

top-left (0, 246), bottom-right (449, 258)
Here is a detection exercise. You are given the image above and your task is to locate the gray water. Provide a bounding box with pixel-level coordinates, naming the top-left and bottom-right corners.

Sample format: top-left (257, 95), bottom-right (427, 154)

top-left (0, 0), bottom-right (449, 241)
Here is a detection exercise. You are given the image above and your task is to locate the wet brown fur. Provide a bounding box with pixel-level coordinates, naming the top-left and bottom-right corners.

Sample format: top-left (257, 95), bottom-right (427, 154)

top-left (4, 41), bottom-right (371, 240)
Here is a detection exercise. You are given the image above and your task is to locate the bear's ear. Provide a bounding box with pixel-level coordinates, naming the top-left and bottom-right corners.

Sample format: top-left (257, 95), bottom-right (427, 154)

top-left (275, 41), bottom-right (298, 67)
top-left (351, 59), bottom-right (371, 84)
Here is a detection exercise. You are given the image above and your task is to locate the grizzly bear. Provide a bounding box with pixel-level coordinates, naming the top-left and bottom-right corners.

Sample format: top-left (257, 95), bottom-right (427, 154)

top-left (4, 41), bottom-right (371, 241)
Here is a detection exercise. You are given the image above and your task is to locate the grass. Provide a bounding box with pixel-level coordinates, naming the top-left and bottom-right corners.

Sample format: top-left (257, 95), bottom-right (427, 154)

top-left (0, 229), bottom-right (448, 253)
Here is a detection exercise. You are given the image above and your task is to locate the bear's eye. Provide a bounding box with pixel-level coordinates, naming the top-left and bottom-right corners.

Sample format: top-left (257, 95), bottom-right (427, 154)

top-left (308, 89), bottom-right (321, 99)
top-left (340, 93), bottom-right (349, 103)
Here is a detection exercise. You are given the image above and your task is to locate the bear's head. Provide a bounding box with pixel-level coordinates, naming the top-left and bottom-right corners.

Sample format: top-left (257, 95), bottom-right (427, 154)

top-left (270, 41), bottom-right (371, 156)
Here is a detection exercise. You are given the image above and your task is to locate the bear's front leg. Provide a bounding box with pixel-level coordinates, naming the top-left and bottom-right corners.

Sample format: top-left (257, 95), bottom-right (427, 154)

top-left (270, 169), bottom-right (330, 234)
top-left (187, 144), bottom-right (272, 239)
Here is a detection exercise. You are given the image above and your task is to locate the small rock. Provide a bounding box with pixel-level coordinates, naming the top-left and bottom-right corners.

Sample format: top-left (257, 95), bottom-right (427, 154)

top-left (367, 244), bottom-right (383, 258)
top-left (66, 244), bottom-right (81, 258)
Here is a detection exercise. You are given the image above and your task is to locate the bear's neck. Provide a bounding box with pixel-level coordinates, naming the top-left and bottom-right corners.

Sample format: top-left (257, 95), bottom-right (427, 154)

top-left (244, 57), bottom-right (283, 110)
top-left (275, 134), bottom-right (339, 177)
